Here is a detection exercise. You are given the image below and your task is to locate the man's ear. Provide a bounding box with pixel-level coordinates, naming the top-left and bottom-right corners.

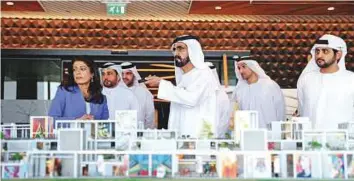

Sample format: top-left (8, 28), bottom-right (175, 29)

top-left (307, 54), bottom-right (312, 62)
top-left (336, 51), bottom-right (342, 62)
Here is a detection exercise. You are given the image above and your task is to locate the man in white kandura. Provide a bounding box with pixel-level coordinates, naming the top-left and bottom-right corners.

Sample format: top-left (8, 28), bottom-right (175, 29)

top-left (206, 62), bottom-right (230, 138)
top-left (145, 35), bottom-right (219, 138)
top-left (121, 62), bottom-right (156, 129)
top-left (100, 62), bottom-right (139, 119)
top-left (297, 34), bottom-right (354, 129)
top-left (231, 57), bottom-right (286, 128)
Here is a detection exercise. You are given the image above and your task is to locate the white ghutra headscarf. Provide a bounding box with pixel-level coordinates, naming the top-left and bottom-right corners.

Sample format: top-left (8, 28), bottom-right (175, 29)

top-left (120, 62), bottom-right (142, 87)
top-left (205, 61), bottom-right (221, 86)
top-left (171, 35), bottom-right (218, 90)
top-left (299, 34), bottom-right (347, 79)
top-left (99, 62), bottom-right (127, 88)
top-left (233, 58), bottom-right (270, 98)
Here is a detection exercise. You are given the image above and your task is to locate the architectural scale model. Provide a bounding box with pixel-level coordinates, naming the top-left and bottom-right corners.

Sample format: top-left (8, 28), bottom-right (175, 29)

top-left (1, 111), bottom-right (353, 179)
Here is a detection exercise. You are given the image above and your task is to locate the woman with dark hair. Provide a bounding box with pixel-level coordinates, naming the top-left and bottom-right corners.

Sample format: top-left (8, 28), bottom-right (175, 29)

top-left (49, 57), bottom-right (109, 121)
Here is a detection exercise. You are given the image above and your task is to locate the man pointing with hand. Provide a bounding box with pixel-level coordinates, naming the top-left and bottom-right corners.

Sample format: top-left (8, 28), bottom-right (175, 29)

top-left (145, 35), bottom-right (219, 138)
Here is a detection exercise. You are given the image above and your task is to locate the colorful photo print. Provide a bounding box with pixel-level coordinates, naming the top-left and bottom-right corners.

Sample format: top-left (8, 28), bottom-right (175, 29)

top-left (177, 154), bottom-right (197, 177)
top-left (31, 117), bottom-right (46, 138)
top-left (152, 154), bottom-right (172, 177)
top-left (3, 128), bottom-right (12, 139)
top-left (295, 155), bottom-right (312, 178)
top-left (348, 154), bottom-right (354, 178)
top-left (328, 154), bottom-right (345, 178)
top-left (286, 154), bottom-right (294, 178)
top-left (2, 166), bottom-right (21, 179)
top-left (220, 153), bottom-right (237, 178)
top-left (202, 160), bottom-right (217, 177)
top-left (97, 123), bottom-right (113, 139)
top-left (46, 118), bottom-right (54, 138)
top-left (45, 158), bottom-right (62, 176)
top-left (82, 164), bottom-right (89, 176)
top-left (271, 154), bottom-right (281, 177)
top-left (30, 116), bottom-right (54, 138)
top-left (129, 154), bottom-right (149, 176)
top-left (112, 155), bottom-right (129, 176)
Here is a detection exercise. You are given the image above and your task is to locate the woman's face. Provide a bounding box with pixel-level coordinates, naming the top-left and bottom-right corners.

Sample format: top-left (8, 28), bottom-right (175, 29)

top-left (73, 61), bottom-right (93, 85)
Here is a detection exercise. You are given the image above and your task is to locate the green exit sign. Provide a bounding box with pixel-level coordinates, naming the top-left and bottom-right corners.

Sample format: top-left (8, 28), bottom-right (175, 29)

top-left (107, 3), bottom-right (126, 15)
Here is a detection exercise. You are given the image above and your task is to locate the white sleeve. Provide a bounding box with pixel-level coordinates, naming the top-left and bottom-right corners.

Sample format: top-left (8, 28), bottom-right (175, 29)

top-left (144, 91), bottom-right (156, 129)
top-left (229, 87), bottom-right (239, 117)
top-left (218, 93), bottom-right (231, 138)
top-left (273, 84), bottom-right (286, 121)
top-left (130, 94), bottom-right (140, 112)
top-left (297, 76), bottom-right (305, 116)
top-left (157, 79), bottom-right (208, 108)
top-left (351, 75), bottom-right (354, 123)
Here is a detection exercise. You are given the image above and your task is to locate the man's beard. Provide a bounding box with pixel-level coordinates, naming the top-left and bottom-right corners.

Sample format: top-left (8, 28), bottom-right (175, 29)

top-left (123, 78), bottom-right (134, 87)
top-left (174, 56), bottom-right (190, 67)
top-left (241, 73), bottom-right (251, 80)
top-left (316, 57), bottom-right (336, 68)
top-left (103, 80), bottom-right (115, 88)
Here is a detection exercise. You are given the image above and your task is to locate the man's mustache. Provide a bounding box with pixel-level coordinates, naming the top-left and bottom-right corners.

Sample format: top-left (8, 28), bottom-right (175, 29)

top-left (174, 56), bottom-right (182, 62)
top-left (103, 80), bottom-right (111, 84)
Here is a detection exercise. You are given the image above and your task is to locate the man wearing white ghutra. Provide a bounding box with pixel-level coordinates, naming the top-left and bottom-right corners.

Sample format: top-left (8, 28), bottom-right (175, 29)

top-left (297, 34), bottom-right (354, 129)
top-left (145, 35), bottom-right (219, 138)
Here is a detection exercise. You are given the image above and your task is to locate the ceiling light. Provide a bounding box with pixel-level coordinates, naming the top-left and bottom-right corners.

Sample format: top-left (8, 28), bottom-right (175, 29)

top-left (215, 6), bottom-right (222, 10)
top-left (6, 1), bottom-right (14, 6)
top-left (327, 7), bottom-right (335, 11)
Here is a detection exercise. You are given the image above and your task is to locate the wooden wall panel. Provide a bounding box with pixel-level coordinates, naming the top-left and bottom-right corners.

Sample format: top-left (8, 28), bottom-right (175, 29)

top-left (1, 18), bottom-right (353, 88)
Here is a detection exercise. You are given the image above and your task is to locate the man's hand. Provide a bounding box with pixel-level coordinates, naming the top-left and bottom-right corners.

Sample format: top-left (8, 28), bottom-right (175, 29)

top-left (77, 114), bottom-right (94, 120)
top-left (145, 75), bottom-right (162, 87)
top-left (229, 117), bottom-right (234, 130)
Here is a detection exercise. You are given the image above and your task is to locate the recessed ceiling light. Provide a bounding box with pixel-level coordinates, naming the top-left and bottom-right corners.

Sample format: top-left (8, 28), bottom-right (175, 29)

top-left (6, 1), bottom-right (14, 6)
top-left (215, 6), bottom-right (222, 10)
top-left (327, 7), bottom-right (335, 11)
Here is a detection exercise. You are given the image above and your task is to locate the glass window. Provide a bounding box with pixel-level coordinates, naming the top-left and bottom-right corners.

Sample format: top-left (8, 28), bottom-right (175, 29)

top-left (1, 58), bottom-right (61, 100)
